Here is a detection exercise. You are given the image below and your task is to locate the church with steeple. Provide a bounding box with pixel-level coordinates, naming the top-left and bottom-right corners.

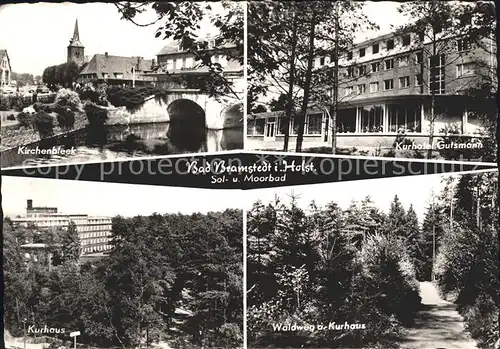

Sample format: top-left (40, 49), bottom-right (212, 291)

top-left (67, 19), bottom-right (85, 67)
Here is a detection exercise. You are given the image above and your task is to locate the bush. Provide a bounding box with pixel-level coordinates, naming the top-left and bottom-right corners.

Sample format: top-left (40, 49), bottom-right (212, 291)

top-left (32, 111), bottom-right (55, 138)
top-left (56, 108), bottom-right (75, 130)
top-left (16, 112), bottom-right (32, 128)
top-left (33, 102), bottom-right (55, 113)
top-left (358, 234), bottom-right (421, 326)
top-left (83, 101), bottom-right (108, 127)
top-left (7, 114), bottom-right (15, 120)
top-left (435, 224), bottom-right (499, 348)
top-left (54, 88), bottom-right (82, 112)
top-left (76, 83), bottom-right (108, 106)
top-left (106, 85), bottom-right (163, 112)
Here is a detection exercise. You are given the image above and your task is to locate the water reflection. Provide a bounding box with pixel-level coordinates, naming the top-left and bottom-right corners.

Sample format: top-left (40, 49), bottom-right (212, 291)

top-left (1, 122), bottom-right (243, 168)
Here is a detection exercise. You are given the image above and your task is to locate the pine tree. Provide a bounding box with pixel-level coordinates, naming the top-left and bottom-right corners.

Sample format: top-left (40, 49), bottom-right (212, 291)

top-left (384, 195), bottom-right (407, 238)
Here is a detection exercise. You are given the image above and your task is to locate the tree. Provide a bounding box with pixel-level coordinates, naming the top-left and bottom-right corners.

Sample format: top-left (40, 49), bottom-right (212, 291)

top-left (384, 195), bottom-right (407, 237)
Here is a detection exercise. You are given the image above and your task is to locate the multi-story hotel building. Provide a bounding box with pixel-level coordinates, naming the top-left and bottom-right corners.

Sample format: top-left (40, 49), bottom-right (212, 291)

top-left (12, 200), bottom-right (113, 254)
top-left (247, 29), bottom-right (496, 153)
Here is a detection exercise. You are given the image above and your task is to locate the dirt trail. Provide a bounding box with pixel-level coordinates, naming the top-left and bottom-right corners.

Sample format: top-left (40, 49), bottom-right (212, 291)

top-left (400, 281), bottom-right (478, 349)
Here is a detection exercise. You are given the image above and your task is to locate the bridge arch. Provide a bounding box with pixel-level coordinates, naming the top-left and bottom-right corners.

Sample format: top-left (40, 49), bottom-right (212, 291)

top-left (167, 99), bottom-right (206, 126)
top-left (166, 99), bottom-right (206, 151)
top-left (221, 103), bottom-right (243, 129)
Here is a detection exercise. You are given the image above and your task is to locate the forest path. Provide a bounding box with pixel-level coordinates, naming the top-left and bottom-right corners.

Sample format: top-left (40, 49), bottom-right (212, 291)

top-left (399, 281), bottom-right (478, 349)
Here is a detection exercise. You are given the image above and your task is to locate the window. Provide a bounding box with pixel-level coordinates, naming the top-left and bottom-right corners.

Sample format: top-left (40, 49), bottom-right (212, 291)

top-left (306, 113), bottom-right (322, 135)
top-left (402, 34), bottom-right (411, 46)
top-left (430, 54), bottom-right (445, 94)
top-left (254, 119), bottom-right (265, 135)
top-left (345, 86), bottom-right (354, 96)
top-left (114, 73), bottom-right (123, 79)
top-left (346, 66), bottom-right (354, 77)
top-left (102, 73), bottom-right (108, 79)
top-left (371, 62), bottom-right (380, 72)
top-left (320, 56), bottom-right (325, 65)
top-left (415, 74), bottom-right (423, 86)
top-left (415, 51), bottom-right (424, 64)
top-left (357, 84), bottom-right (366, 94)
top-left (398, 55), bottom-right (409, 67)
top-left (372, 43), bottom-right (379, 54)
top-left (358, 65), bottom-right (366, 76)
top-left (359, 48), bottom-right (366, 57)
top-left (360, 106), bottom-right (383, 133)
top-left (388, 104), bottom-right (421, 132)
top-left (336, 108), bottom-right (356, 133)
top-left (173, 58), bottom-right (177, 70)
top-left (347, 51), bottom-right (353, 60)
top-left (386, 39), bottom-right (394, 50)
top-left (399, 76), bottom-right (410, 88)
top-left (457, 39), bottom-right (471, 52)
top-left (457, 63), bottom-right (474, 77)
top-left (369, 82), bottom-right (379, 93)
top-left (384, 79), bottom-right (394, 90)
top-left (384, 59), bottom-right (394, 70)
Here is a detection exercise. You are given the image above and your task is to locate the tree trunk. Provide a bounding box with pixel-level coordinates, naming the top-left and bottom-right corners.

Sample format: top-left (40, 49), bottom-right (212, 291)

top-left (283, 11), bottom-right (298, 152)
top-left (295, 11), bottom-right (317, 152)
top-left (330, 4), bottom-right (339, 154)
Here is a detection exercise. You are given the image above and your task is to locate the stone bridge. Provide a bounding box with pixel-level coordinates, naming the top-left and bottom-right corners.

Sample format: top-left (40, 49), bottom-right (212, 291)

top-left (107, 88), bottom-right (243, 130)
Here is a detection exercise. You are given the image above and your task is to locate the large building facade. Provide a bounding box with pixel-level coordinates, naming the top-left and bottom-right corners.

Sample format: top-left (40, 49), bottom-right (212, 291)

top-left (12, 200), bottom-right (113, 254)
top-left (247, 30), bottom-right (496, 153)
top-left (146, 37), bottom-right (244, 95)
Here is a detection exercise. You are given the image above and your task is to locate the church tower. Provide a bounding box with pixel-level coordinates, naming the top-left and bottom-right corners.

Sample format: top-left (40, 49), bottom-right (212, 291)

top-left (67, 19), bottom-right (85, 66)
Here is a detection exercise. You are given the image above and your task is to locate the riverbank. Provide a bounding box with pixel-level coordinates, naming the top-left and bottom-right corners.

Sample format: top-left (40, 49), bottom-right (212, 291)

top-left (0, 111), bottom-right (88, 152)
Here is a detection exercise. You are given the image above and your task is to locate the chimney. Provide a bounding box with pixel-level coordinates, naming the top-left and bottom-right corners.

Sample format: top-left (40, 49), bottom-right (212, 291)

top-left (136, 56), bottom-right (142, 70)
top-left (27, 199), bottom-right (33, 209)
top-left (151, 59), bottom-right (156, 68)
top-left (105, 52), bottom-right (108, 58)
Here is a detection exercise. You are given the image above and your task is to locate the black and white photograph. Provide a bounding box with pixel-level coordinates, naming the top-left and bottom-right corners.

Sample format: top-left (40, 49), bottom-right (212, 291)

top-left (247, 1), bottom-right (497, 162)
top-left (0, 1), bottom-right (244, 168)
top-left (246, 170), bottom-right (499, 348)
top-left (2, 176), bottom-right (243, 349)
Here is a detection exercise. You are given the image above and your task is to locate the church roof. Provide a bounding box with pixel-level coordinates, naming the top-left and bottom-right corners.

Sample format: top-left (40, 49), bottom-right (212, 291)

top-left (79, 54), bottom-right (154, 80)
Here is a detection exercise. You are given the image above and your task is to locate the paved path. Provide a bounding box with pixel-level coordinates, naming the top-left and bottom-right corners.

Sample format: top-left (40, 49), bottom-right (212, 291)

top-left (400, 281), bottom-right (478, 349)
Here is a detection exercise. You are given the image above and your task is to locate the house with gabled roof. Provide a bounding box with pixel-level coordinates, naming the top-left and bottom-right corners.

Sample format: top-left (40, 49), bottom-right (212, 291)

top-left (78, 52), bottom-right (155, 86)
top-left (0, 49), bottom-right (12, 87)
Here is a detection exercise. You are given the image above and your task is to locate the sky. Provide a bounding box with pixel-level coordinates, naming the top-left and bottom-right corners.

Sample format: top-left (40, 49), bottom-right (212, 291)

top-left (0, 1), bottom-right (223, 77)
top-left (244, 171), bottom-right (494, 224)
top-left (1, 176), bottom-right (244, 218)
top-left (2, 170), bottom-right (493, 222)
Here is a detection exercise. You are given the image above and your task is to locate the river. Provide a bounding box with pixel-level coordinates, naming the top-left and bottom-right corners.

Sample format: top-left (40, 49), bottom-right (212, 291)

top-left (1, 122), bottom-right (243, 168)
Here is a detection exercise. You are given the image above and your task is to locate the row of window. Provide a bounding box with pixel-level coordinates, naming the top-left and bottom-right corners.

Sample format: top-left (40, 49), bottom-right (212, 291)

top-left (80, 231), bottom-right (112, 239)
top-left (161, 54), bottom-right (228, 70)
top-left (345, 62), bottom-right (474, 96)
top-left (249, 114), bottom-right (324, 137)
top-left (346, 37), bottom-right (471, 62)
top-left (83, 244), bottom-right (112, 253)
top-left (82, 238), bottom-right (109, 245)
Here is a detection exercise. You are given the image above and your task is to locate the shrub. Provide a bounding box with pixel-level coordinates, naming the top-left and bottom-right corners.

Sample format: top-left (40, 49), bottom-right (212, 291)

top-left (358, 234), bottom-right (421, 326)
top-left (54, 88), bottom-right (82, 112)
top-left (56, 108), bottom-right (75, 130)
top-left (32, 111), bottom-right (55, 138)
top-left (106, 85), bottom-right (162, 112)
top-left (33, 102), bottom-right (55, 113)
top-left (7, 114), bottom-right (15, 120)
top-left (435, 224), bottom-right (499, 348)
top-left (16, 112), bottom-right (32, 128)
top-left (83, 101), bottom-right (108, 127)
